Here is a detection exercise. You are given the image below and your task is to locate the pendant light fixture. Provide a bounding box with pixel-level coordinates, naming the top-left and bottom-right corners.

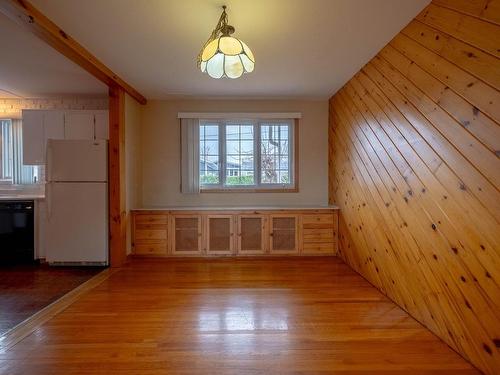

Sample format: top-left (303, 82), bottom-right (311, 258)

top-left (197, 5), bottom-right (255, 79)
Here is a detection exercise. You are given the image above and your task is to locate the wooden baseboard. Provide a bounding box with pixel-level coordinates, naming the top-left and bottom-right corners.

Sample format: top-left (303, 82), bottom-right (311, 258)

top-left (0, 267), bottom-right (118, 351)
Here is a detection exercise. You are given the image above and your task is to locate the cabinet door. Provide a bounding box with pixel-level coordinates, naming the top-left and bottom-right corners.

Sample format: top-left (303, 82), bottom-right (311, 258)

top-left (44, 111), bottom-right (65, 141)
top-left (94, 111), bottom-right (109, 140)
top-left (171, 215), bottom-right (202, 255)
top-left (64, 112), bottom-right (94, 140)
top-left (237, 215), bottom-right (267, 255)
top-left (205, 215), bottom-right (234, 255)
top-left (22, 110), bottom-right (44, 165)
top-left (270, 215), bottom-right (299, 254)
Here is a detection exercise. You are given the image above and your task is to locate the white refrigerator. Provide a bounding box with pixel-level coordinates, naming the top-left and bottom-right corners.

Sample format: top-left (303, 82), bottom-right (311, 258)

top-left (45, 139), bottom-right (108, 265)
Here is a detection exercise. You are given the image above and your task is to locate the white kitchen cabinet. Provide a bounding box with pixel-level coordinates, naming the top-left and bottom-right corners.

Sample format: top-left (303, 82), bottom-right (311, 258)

top-left (43, 111), bottom-right (65, 140)
top-left (64, 112), bottom-right (95, 140)
top-left (22, 110), bottom-right (45, 165)
top-left (94, 110), bottom-right (109, 140)
top-left (22, 110), bottom-right (109, 165)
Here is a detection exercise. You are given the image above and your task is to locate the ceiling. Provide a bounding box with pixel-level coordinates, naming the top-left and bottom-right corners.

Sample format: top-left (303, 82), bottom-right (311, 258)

top-left (0, 12), bottom-right (107, 98)
top-left (2, 0), bottom-right (430, 100)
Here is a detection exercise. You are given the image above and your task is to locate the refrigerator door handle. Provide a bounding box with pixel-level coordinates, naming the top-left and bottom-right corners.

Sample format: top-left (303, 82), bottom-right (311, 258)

top-left (46, 183), bottom-right (52, 222)
top-left (46, 141), bottom-right (52, 182)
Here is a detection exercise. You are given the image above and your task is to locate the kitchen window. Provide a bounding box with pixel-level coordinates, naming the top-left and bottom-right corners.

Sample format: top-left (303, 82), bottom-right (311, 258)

top-left (0, 119), bottom-right (40, 185)
top-left (199, 119), bottom-right (296, 191)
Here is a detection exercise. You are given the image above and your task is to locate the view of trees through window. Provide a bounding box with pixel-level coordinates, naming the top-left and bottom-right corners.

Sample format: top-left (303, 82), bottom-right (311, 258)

top-left (199, 120), bottom-right (293, 189)
top-left (261, 124), bottom-right (289, 184)
top-left (199, 124), bottom-right (219, 185)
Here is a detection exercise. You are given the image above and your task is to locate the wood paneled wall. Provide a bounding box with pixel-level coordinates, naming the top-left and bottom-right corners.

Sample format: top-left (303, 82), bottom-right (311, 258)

top-left (328, 1), bottom-right (500, 373)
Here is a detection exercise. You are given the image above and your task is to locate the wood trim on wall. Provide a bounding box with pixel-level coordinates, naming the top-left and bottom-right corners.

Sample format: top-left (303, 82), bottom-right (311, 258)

top-left (0, 0), bottom-right (146, 105)
top-left (108, 87), bottom-right (126, 267)
top-left (328, 1), bottom-right (500, 374)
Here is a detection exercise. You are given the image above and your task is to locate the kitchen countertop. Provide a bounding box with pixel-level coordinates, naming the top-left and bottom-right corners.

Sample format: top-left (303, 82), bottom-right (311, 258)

top-left (133, 205), bottom-right (339, 211)
top-left (0, 185), bottom-right (45, 200)
top-left (0, 194), bottom-right (45, 200)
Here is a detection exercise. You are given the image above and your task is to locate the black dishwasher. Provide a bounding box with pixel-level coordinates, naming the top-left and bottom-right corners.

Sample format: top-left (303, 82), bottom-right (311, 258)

top-left (0, 200), bottom-right (35, 264)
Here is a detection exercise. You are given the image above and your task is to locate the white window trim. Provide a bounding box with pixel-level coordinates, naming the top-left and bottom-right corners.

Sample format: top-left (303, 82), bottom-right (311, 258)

top-left (179, 112), bottom-right (301, 119)
top-left (199, 118), bottom-right (295, 191)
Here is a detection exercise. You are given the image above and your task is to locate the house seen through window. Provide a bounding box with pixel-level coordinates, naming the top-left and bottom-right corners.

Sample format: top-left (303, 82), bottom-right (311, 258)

top-left (199, 119), bottom-right (295, 190)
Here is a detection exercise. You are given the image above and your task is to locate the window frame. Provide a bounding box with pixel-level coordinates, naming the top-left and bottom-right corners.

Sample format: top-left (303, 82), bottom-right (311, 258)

top-left (0, 118), bottom-right (41, 186)
top-left (0, 119), bottom-right (13, 184)
top-left (199, 118), bottom-right (298, 193)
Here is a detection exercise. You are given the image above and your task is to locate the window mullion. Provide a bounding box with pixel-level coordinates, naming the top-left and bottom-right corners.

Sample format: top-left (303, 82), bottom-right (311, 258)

top-left (289, 121), bottom-right (293, 186)
top-left (255, 122), bottom-right (260, 187)
top-left (220, 122), bottom-right (225, 187)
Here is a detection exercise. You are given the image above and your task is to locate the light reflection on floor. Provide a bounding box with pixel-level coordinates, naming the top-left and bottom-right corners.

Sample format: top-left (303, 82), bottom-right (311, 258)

top-left (197, 306), bottom-right (289, 332)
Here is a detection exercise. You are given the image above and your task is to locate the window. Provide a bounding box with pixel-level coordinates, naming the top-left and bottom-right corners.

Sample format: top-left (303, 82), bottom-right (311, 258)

top-left (0, 119), bottom-right (40, 185)
top-left (199, 119), bottom-right (296, 190)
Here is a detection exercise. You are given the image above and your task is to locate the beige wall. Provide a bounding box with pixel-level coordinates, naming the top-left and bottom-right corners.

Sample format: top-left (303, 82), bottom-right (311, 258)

top-left (141, 99), bottom-right (328, 207)
top-left (124, 94), bottom-right (142, 254)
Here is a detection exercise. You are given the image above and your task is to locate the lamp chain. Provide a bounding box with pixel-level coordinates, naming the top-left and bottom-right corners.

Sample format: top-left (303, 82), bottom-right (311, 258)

top-left (196, 6), bottom-right (229, 67)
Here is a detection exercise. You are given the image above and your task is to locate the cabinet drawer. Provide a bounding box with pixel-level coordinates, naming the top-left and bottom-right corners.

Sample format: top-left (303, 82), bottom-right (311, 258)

top-left (302, 242), bottom-right (335, 254)
top-left (135, 223), bottom-right (167, 231)
top-left (135, 215), bottom-right (168, 224)
top-left (134, 242), bottom-right (167, 255)
top-left (303, 228), bottom-right (334, 242)
top-left (135, 229), bottom-right (167, 240)
top-left (302, 214), bottom-right (334, 227)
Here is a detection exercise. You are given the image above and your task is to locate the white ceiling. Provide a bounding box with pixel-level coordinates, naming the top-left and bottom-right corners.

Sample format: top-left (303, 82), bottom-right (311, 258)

top-left (3, 0), bottom-right (430, 100)
top-left (0, 12), bottom-right (107, 98)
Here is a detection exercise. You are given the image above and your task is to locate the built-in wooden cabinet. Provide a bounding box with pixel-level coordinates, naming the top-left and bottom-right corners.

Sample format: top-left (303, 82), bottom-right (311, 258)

top-left (171, 215), bottom-right (202, 255)
top-left (131, 213), bottom-right (168, 256)
top-left (270, 215), bottom-right (299, 254)
top-left (22, 109), bottom-right (109, 165)
top-left (301, 214), bottom-right (338, 254)
top-left (132, 208), bottom-right (338, 257)
top-left (237, 215), bottom-right (267, 255)
top-left (206, 215), bottom-right (234, 255)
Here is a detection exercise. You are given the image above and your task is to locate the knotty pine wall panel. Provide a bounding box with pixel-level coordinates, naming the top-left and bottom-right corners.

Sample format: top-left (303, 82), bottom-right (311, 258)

top-left (328, 1), bottom-right (500, 373)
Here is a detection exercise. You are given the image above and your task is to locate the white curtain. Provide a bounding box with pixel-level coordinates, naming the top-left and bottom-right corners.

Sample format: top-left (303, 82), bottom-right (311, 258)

top-left (12, 119), bottom-right (36, 184)
top-left (1, 120), bottom-right (13, 180)
top-left (180, 118), bottom-right (200, 194)
top-left (1, 119), bottom-right (36, 184)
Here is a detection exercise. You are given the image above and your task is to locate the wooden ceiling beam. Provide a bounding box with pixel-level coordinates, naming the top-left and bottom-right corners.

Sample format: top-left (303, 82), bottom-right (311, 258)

top-left (0, 0), bottom-right (147, 105)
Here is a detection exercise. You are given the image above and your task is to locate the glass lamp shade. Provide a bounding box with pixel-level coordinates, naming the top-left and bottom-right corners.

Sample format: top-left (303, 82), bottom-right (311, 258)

top-left (200, 36), bottom-right (255, 79)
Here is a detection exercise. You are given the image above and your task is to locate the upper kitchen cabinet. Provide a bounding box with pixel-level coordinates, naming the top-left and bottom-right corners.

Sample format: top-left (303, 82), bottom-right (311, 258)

top-left (22, 110), bottom-right (45, 165)
top-left (64, 112), bottom-right (95, 140)
top-left (22, 110), bottom-right (109, 165)
top-left (94, 110), bottom-right (109, 140)
top-left (43, 111), bottom-right (65, 141)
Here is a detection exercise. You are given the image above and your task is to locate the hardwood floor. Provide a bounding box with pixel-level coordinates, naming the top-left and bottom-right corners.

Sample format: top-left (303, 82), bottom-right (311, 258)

top-left (0, 257), bottom-right (478, 374)
top-left (0, 264), bottom-right (103, 335)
